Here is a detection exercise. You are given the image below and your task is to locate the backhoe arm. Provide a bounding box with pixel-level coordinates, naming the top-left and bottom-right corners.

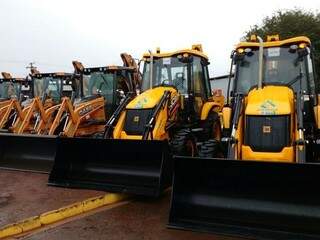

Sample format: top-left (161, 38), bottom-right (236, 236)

top-left (48, 97), bottom-right (76, 135)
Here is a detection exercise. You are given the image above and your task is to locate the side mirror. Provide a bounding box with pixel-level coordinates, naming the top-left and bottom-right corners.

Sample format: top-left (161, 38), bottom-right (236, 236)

top-left (96, 89), bottom-right (102, 95)
top-left (298, 48), bottom-right (308, 59)
top-left (116, 89), bottom-right (125, 98)
top-left (230, 50), bottom-right (235, 59)
top-left (19, 94), bottom-right (30, 103)
top-left (233, 53), bottom-right (245, 62)
top-left (294, 48), bottom-right (309, 66)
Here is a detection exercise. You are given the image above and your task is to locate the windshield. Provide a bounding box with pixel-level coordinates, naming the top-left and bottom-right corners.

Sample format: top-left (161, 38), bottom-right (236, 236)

top-left (34, 77), bottom-right (62, 103)
top-left (142, 57), bottom-right (188, 94)
top-left (83, 72), bottom-right (114, 103)
top-left (235, 46), bottom-right (311, 94)
top-left (0, 82), bottom-right (21, 99)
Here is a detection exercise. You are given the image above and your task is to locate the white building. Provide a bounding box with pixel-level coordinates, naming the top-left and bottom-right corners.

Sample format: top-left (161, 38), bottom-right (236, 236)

top-left (210, 73), bottom-right (234, 97)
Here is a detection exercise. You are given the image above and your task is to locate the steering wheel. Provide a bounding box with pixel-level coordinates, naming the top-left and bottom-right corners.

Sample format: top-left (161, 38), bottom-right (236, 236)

top-left (161, 79), bottom-right (170, 85)
top-left (96, 81), bottom-right (105, 95)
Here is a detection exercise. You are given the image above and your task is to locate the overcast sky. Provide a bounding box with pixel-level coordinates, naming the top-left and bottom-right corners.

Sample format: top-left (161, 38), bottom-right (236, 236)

top-left (0, 0), bottom-right (319, 77)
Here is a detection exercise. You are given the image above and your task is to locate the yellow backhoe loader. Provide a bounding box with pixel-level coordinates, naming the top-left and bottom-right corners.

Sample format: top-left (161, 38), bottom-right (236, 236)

top-left (0, 55), bottom-right (139, 173)
top-left (46, 60), bottom-right (137, 138)
top-left (0, 70), bottom-right (74, 172)
top-left (10, 71), bottom-right (74, 134)
top-left (169, 35), bottom-right (320, 239)
top-left (0, 72), bottom-right (31, 129)
top-left (38, 53), bottom-right (139, 136)
top-left (48, 45), bottom-right (224, 197)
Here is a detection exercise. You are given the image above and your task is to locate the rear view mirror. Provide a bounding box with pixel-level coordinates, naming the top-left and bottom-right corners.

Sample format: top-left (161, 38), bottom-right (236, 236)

top-left (294, 48), bottom-right (309, 66)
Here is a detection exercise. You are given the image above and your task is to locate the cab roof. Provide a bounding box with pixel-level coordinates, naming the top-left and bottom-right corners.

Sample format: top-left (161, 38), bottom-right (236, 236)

top-left (236, 36), bottom-right (311, 49)
top-left (82, 66), bottom-right (136, 73)
top-left (32, 72), bottom-right (74, 78)
top-left (143, 44), bottom-right (208, 60)
top-left (0, 78), bottom-right (27, 83)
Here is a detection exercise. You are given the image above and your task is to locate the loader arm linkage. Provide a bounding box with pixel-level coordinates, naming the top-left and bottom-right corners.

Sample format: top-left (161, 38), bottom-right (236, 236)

top-left (104, 92), bottom-right (135, 139)
top-left (142, 90), bottom-right (170, 140)
top-left (226, 94), bottom-right (243, 159)
top-left (61, 97), bottom-right (105, 137)
top-left (36, 104), bottom-right (62, 134)
top-left (296, 90), bottom-right (306, 163)
top-left (13, 97), bottom-right (48, 134)
top-left (0, 99), bottom-right (24, 129)
top-left (46, 97), bottom-right (77, 135)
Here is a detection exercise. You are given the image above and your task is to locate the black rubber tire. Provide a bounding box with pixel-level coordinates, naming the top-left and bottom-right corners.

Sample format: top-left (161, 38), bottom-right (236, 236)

top-left (202, 111), bottom-right (221, 141)
top-left (170, 129), bottom-right (197, 157)
top-left (198, 139), bottom-right (221, 158)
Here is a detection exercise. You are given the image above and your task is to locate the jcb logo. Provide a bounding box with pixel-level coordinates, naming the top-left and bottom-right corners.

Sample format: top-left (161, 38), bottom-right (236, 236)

top-left (133, 116), bottom-right (140, 123)
top-left (263, 126), bottom-right (271, 133)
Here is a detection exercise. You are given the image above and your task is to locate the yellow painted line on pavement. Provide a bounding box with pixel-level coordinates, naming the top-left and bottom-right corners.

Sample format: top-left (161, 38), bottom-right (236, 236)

top-left (0, 193), bottom-right (128, 239)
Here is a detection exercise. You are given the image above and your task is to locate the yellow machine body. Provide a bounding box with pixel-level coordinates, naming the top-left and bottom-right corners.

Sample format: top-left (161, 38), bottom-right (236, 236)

top-left (221, 35), bottom-right (316, 163)
top-left (168, 36), bottom-right (320, 239)
top-left (113, 86), bottom-right (179, 140)
top-left (239, 86), bottom-right (295, 162)
top-left (112, 44), bottom-right (223, 142)
top-left (47, 44), bottom-right (224, 198)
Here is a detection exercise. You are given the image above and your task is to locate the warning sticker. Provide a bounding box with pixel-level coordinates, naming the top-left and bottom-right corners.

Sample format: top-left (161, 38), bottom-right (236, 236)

top-left (267, 47), bottom-right (280, 57)
top-left (258, 99), bottom-right (278, 115)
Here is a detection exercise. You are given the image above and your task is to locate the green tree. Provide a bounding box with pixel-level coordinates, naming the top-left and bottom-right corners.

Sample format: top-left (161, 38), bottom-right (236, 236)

top-left (245, 9), bottom-right (320, 81)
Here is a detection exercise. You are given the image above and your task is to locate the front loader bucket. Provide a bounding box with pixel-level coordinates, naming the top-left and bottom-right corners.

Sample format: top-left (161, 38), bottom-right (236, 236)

top-left (0, 133), bottom-right (57, 173)
top-left (48, 137), bottom-right (173, 197)
top-left (169, 156), bottom-right (320, 239)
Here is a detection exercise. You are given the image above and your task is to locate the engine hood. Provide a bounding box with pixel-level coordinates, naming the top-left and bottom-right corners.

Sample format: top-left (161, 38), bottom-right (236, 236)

top-left (126, 86), bottom-right (177, 109)
top-left (245, 85), bottom-right (294, 115)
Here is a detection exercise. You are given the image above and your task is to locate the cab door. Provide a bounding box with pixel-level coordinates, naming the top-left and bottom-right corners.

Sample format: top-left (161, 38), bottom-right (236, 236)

top-left (192, 56), bottom-right (210, 117)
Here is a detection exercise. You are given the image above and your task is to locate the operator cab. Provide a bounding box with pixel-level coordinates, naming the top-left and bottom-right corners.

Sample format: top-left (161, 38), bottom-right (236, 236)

top-left (74, 63), bottom-right (136, 116)
top-left (141, 45), bottom-right (212, 120)
top-left (232, 35), bottom-right (316, 96)
top-left (224, 35), bottom-right (319, 163)
top-left (31, 72), bottom-right (73, 104)
top-left (0, 78), bottom-right (25, 100)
